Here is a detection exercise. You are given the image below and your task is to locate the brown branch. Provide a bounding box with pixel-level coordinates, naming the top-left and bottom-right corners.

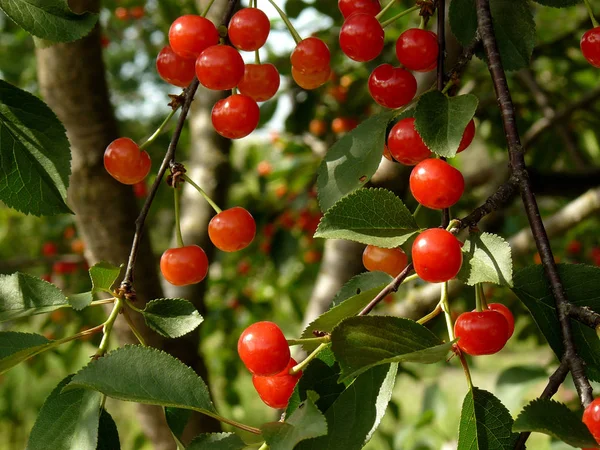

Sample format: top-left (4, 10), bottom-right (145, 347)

top-left (567, 304), bottom-right (600, 330)
top-left (358, 263), bottom-right (414, 316)
top-left (476, 0), bottom-right (593, 408)
top-left (459, 177), bottom-right (518, 229)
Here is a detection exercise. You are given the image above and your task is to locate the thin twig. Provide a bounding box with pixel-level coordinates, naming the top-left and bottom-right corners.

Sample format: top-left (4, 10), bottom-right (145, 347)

top-left (358, 264), bottom-right (415, 316)
top-left (458, 177), bottom-right (518, 229)
top-left (567, 304), bottom-right (600, 330)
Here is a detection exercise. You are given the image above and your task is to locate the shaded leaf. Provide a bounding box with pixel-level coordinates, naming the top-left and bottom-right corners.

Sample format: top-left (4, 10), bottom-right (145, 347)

top-left (142, 298), bottom-right (203, 338)
top-left (0, 331), bottom-right (56, 374)
top-left (532, 0), bottom-right (580, 6)
top-left (69, 292), bottom-right (93, 311)
top-left (96, 409), bottom-right (120, 450)
top-left (165, 407), bottom-right (192, 441)
top-left (89, 262), bottom-right (121, 295)
top-left (188, 433), bottom-right (246, 450)
top-left (331, 272), bottom-right (392, 307)
top-left (457, 232), bottom-right (513, 287)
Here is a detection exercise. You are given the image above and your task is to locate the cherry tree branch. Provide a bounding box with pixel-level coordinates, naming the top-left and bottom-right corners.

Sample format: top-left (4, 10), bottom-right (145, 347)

top-left (358, 264), bottom-right (415, 316)
top-left (567, 304), bottom-right (600, 330)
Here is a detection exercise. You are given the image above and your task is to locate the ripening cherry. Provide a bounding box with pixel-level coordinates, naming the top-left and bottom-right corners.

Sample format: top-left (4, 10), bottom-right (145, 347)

top-left (208, 207), bottom-right (256, 252)
top-left (410, 159), bottom-right (465, 210)
top-left (211, 94), bottom-right (260, 139)
top-left (368, 64), bottom-right (417, 109)
top-left (238, 321), bottom-right (290, 376)
top-left (396, 29), bottom-right (439, 72)
top-left (583, 398), bottom-right (600, 444)
top-left (196, 45), bottom-right (245, 90)
top-left (412, 228), bottom-right (463, 283)
top-left (115, 7), bottom-right (129, 21)
top-left (454, 310), bottom-right (509, 355)
top-left (458, 120), bottom-right (476, 153)
top-left (487, 303), bottom-right (515, 338)
top-left (104, 137), bottom-right (152, 185)
top-left (42, 242), bottom-right (58, 257)
top-left (387, 118), bottom-right (432, 165)
top-left (339, 13), bottom-right (384, 62)
top-left (160, 245), bottom-right (209, 286)
top-left (130, 6), bottom-right (145, 19)
top-left (291, 67), bottom-right (331, 90)
top-left (309, 118), bottom-right (328, 136)
top-left (331, 117), bottom-right (358, 134)
top-left (338, 0), bottom-right (381, 18)
top-left (363, 245), bottom-right (408, 277)
top-left (290, 37), bottom-right (331, 75)
top-left (581, 27), bottom-right (600, 68)
top-left (156, 46), bottom-right (196, 88)
top-left (238, 63), bottom-right (280, 102)
top-left (252, 358), bottom-right (302, 409)
top-left (169, 15), bottom-right (219, 59)
top-left (228, 8), bottom-right (271, 51)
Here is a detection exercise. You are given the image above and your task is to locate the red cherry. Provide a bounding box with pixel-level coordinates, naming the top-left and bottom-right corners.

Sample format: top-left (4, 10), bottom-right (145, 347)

top-left (104, 137), bottom-right (151, 185)
top-left (454, 310), bottom-right (509, 355)
top-left (52, 261), bottom-right (78, 275)
top-left (211, 94), bottom-right (260, 139)
top-left (196, 45), bottom-right (245, 90)
top-left (362, 245), bottom-right (408, 277)
top-left (583, 398), bottom-right (600, 444)
top-left (581, 27), bottom-right (600, 68)
top-left (309, 118), bottom-right (328, 136)
top-left (160, 245), bottom-right (209, 286)
top-left (115, 7), bottom-right (129, 21)
top-left (331, 117), bottom-right (358, 134)
top-left (387, 118), bottom-right (432, 165)
top-left (252, 358), bottom-right (302, 409)
top-left (338, 0), bottom-right (381, 18)
top-left (412, 228), bottom-right (463, 283)
top-left (238, 321), bottom-right (290, 376)
top-left (487, 303), bottom-right (515, 338)
top-left (383, 145), bottom-right (394, 161)
top-left (130, 6), bottom-right (145, 19)
top-left (395, 28), bottom-right (439, 72)
top-left (132, 181), bottom-right (148, 198)
top-left (566, 240), bottom-right (583, 255)
top-left (410, 159), bottom-right (465, 210)
top-left (290, 37), bottom-right (331, 75)
top-left (457, 119), bottom-right (476, 153)
top-left (238, 63), bottom-right (280, 102)
top-left (291, 67), bottom-right (331, 90)
top-left (169, 15), bottom-right (219, 59)
top-left (41, 274), bottom-right (52, 282)
top-left (368, 64), bottom-right (417, 109)
top-left (208, 207), bottom-right (256, 252)
top-left (339, 13), bottom-right (384, 62)
top-left (156, 46), bottom-right (196, 88)
top-left (42, 242), bottom-right (58, 257)
top-left (228, 8), bottom-right (270, 51)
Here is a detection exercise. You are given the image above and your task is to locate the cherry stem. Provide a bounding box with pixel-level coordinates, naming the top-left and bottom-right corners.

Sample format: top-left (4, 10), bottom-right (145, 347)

top-left (583, 0), bottom-right (599, 28)
top-left (440, 282), bottom-right (455, 341)
top-left (139, 108), bottom-right (179, 151)
top-left (412, 203), bottom-right (422, 218)
top-left (375, 0), bottom-right (397, 21)
top-left (202, 411), bottom-right (262, 435)
top-left (96, 298), bottom-right (124, 357)
top-left (417, 302), bottom-right (442, 325)
top-left (286, 335), bottom-right (331, 346)
top-left (475, 283), bottom-right (488, 312)
top-left (255, 49), bottom-right (261, 65)
top-left (290, 342), bottom-right (330, 375)
top-left (380, 5), bottom-right (420, 28)
top-left (266, 0), bottom-right (302, 44)
top-left (173, 184), bottom-right (185, 248)
top-left (201, 0), bottom-right (217, 18)
top-left (458, 352), bottom-right (473, 388)
top-left (258, 442), bottom-right (269, 450)
top-left (122, 308), bottom-right (147, 346)
top-left (181, 174), bottom-right (222, 213)
top-left (124, 298), bottom-right (144, 313)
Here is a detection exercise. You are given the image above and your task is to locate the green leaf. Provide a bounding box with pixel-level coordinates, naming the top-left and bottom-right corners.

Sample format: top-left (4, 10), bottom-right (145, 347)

top-left (0, 0), bottom-right (98, 43)
top-left (315, 188), bottom-right (419, 247)
top-left (531, 0), bottom-right (580, 7)
top-left (512, 398), bottom-right (597, 448)
top-left (331, 272), bottom-right (393, 307)
top-left (142, 298), bottom-right (203, 339)
top-left (457, 232), bottom-right (513, 287)
top-left (89, 261), bottom-right (122, 295)
top-left (27, 375), bottom-right (102, 450)
top-left (457, 387), bottom-right (518, 449)
top-left (0, 331), bottom-right (56, 374)
top-left (188, 433), bottom-right (246, 450)
top-left (262, 394), bottom-right (328, 450)
top-left (165, 407), bottom-right (192, 441)
top-left (0, 272), bottom-right (68, 322)
top-left (296, 364), bottom-right (398, 450)
top-left (317, 110), bottom-right (397, 212)
top-left (414, 91), bottom-right (478, 158)
top-left (68, 345), bottom-right (217, 416)
top-left (331, 316), bottom-right (453, 381)
top-left (512, 264), bottom-right (600, 381)
top-left (96, 409), bottom-right (120, 450)
top-left (448, 0), bottom-right (536, 71)
top-left (68, 292), bottom-right (93, 311)
top-left (0, 80), bottom-right (72, 216)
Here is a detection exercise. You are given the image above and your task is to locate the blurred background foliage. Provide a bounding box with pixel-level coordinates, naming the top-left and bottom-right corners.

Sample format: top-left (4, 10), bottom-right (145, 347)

top-left (1, 0), bottom-right (600, 448)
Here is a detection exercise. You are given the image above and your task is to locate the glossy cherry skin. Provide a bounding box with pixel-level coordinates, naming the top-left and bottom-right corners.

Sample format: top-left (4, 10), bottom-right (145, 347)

top-left (211, 94), bottom-right (260, 139)
top-left (156, 46), bottom-right (196, 88)
top-left (410, 159), bottom-right (465, 209)
top-left (208, 207), bottom-right (256, 252)
top-left (339, 13), bottom-right (384, 62)
top-left (457, 119), bottom-right (476, 153)
top-left (363, 245), bottom-right (408, 277)
top-left (104, 137), bottom-right (151, 185)
top-left (238, 63), bottom-right (280, 101)
top-left (412, 228), bottom-right (463, 283)
top-left (487, 303), bottom-right (515, 338)
top-left (583, 398), bottom-right (600, 443)
top-left (387, 118), bottom-right (432, 165)
top-left (228, 8), bottom-right (270, 51)
top-left (160, 245), bottom-right (209, 286)
top-left (290, 37), bottom-right (331, 75)
top-left (368, 64), bottom-right (417, 109)
top-left (581, 27), bottom-right (600, 68)
top-left (454, 310), bottom-right (509, 355)
top-left (396, 29), bottom-right (439, 72)
top-left (252, 358), bottom-right (302, 409)
top-left (238, 321), bottom-right (290, 376)
top-left (196, 45), bottom-right (245, 91)
top-left (291, 67), bottom-right (331, 90)
top-left (338, 0), bottom-right (381, 18)
top-left (168, 15), bottom-right (219, 59)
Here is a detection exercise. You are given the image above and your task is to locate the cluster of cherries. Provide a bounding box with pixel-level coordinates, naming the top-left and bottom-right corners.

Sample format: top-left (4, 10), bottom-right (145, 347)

top-left (39, 227), bottom-right (87, 282)
top-left (237, 321), bottom-right (301, 409)
top-left (114, 5), bottom-right (145, 21)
